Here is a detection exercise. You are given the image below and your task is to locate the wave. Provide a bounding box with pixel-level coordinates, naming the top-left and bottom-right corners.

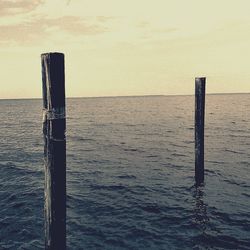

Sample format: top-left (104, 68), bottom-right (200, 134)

top-left (1, 95), bottom-right (250, 249)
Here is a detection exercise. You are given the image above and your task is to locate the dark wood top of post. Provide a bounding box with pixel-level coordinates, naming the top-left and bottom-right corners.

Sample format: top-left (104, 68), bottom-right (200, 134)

top-left (41, 53), bottom-right (65, 110)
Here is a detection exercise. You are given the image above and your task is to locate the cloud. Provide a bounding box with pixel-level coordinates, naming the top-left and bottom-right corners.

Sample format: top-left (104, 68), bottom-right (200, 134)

top-left (135, 21), bottom-right (178, 40)
top-left (0, 0), bottom-right (43, 16)
top-left (0, 16), bottom-right (109, 45)
top-left (96, 16), bottom-right (115, 22)
top-left (152, 27), bottom-right (178, 34)
top-left (137, 21), bottom-right (177, 33)
top-left (55, 16), bottom-right (109, 35)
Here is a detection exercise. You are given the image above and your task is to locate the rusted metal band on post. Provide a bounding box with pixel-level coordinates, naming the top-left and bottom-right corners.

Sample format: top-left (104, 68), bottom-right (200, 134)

top-left (43, 107), bottom-right (66, 122)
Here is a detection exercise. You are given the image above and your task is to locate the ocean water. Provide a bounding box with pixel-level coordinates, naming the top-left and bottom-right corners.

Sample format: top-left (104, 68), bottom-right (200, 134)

top-left (0, 94), bottom-right (249, 250)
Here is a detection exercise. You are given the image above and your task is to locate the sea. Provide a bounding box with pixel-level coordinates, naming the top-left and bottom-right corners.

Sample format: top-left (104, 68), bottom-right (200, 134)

top-left (0, 94), bottom-right (249, 249)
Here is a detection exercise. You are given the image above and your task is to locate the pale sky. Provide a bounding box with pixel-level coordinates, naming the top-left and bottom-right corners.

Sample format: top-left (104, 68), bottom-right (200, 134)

top-left (1, 0), bottom-right (250, 99)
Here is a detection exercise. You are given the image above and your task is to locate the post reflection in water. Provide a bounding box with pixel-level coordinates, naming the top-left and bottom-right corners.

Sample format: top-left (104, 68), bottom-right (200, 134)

top-left (193, 186), bottom-right (209, 233)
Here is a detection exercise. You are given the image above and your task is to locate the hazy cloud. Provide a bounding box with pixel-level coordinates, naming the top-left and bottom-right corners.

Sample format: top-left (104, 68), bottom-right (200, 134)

top-left (136, 21), bottom-right (150, 28)
top-left (56, 16), bottom-right (109, 35)
top-left (136, 21), bottom-right (177, 35)
top-left (0, 16), bottom-right (108, 45)
top-left (136, 21), bottom-right (178, 40)
top-left (0, 0), bottom-right (43, 16)
top-left (96, 16), bottom-right (115, 22)
top-left (152, 27), bottom-right (178, 34)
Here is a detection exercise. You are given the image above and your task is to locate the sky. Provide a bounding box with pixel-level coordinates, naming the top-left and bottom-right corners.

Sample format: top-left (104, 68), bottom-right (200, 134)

top-left (1, 0), bottom-right (250, 99)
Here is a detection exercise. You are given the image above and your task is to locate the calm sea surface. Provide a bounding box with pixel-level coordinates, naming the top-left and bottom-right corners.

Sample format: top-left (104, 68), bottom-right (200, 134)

top-left (0, 94), bottom-right (249, 249)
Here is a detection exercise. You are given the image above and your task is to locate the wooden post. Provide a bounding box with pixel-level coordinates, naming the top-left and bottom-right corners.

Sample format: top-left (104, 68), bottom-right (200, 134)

top-left (42, 52), bottom-right (66, 250)
top-left (195, 77), bottom-right (206, 185)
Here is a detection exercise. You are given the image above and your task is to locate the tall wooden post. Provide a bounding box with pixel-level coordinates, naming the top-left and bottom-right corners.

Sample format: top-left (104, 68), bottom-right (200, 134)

top-left (195, 77), bottom-right (206, 185)
top-left (42, 52), bottom-right (66, 250)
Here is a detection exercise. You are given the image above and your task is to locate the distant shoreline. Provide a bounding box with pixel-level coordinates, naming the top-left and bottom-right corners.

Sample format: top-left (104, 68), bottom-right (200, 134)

top-left (0, 92), bottom-right (249, 101)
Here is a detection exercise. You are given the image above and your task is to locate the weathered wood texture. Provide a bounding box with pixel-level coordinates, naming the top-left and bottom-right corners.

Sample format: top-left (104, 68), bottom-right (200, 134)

top-left (195, 77), bottom-right (206, 185)
top-left (42, 52), bottom-right (66, 250)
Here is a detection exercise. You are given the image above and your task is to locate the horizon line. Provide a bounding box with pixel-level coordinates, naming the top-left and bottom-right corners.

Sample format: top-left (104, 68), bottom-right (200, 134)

top-left (0, 92), bottom-right (249, 101)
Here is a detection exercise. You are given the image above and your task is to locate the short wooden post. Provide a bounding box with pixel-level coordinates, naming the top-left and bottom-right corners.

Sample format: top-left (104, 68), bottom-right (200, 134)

top-left (195, 77), bottom-right (206, 185)
top-left (42, 52), bottom-right (66, 250)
